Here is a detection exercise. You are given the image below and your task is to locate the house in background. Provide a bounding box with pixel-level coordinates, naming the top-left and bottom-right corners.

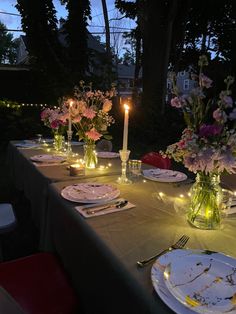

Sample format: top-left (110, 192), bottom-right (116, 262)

top-left (15, 34), bottom-right (196, 104)
top-left (167, 70), bottom-right (197, 100)
top-left (15, 36), bottom-right (29, 65)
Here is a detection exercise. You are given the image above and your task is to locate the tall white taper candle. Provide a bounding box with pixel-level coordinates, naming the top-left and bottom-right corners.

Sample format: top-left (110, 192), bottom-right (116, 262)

top-left (68, 101), bottom-right (72, 132)
top-left (122, 104), bottom-right (129, 151)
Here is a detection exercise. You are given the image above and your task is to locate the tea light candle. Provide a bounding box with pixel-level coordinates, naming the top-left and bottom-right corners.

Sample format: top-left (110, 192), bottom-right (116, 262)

top-left (69, 163), bottom-right (84, 176)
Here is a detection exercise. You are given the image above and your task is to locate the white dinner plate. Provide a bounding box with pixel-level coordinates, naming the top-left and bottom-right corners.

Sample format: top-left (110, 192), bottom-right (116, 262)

top-left (151, 249), bottom-right (236, 314)
top-left (97, 152), bottom-right (120, 158)
top-left (16, 142), bottom-right (40, 148)
top-left (30, 154), bottom-right (66, 163)
top-left (142, 168), bottom-right (187, 182)
top-left (61, 183), bottom-right (120, 203)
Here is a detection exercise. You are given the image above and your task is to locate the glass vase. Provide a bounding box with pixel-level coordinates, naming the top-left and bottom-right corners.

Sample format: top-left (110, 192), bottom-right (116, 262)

top-left (53, 133), bottom-right (65, 152)
top-left (83, 143), bottom-right (97, 169)
top-left (187, 172), bottom-right (223, 230)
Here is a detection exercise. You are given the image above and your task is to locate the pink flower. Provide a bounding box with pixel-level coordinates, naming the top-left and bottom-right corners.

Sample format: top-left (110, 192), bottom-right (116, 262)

top-left (199, 73), bottom-right (212, 88)
top-left (51, 120), bottom-right (60, 129)
top-left (102, 99), bottom-right (112, 112)
top-left (40, 108), bottom-right (51, 120)
top-left (72, 115), bottom-right (82, 123)
top-left (85, 128), bottom-right (102, 141)
top-left (83, 108), bottom-right (96, 119)
top-left (213, 108), bottom-right (227, 123)
top-left (171, 97), bottom-right (184, 108)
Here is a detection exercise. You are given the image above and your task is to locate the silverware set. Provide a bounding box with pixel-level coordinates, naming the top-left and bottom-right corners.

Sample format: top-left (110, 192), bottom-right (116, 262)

top-left (137, 234), bottom-right (190, 267)
top-left (85, 200), bottom-right (128, 215)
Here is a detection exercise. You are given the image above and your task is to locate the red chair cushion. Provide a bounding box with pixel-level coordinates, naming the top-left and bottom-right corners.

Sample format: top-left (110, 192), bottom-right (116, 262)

top-left (0, 253), bottom-right (78, 314)
top-left (141, 152), bottom-right (171, 169)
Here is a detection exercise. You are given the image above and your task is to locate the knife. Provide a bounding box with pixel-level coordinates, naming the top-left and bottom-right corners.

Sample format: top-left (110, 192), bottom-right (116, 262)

top-left (86, 200), bottom-right (128, 215)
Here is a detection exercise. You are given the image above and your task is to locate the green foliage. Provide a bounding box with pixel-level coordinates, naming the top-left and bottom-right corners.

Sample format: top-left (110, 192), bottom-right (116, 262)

top-left (63, 0), bottom-right (91, 83)
top-left (0, 104), bottom-right (46, 144)
top-left (0, 22), bottom-right (17, 64)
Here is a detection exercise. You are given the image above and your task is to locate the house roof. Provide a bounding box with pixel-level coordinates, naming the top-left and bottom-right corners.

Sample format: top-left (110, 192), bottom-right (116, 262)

top-left (117, 64), bottom-right (142, 79)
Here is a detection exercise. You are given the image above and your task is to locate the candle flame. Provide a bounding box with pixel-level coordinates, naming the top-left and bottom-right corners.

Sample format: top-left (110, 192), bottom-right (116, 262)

top-left (124, 104), bottom-right (129, 111)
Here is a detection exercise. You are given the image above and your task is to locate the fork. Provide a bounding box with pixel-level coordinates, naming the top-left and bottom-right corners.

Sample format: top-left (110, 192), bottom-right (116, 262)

top-left (137, 234), bottom-right (189, 267)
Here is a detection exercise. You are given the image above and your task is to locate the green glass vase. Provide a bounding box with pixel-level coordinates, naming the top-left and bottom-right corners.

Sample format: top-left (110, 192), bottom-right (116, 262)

top-left (187, 172), bottom-right (223, 230)
top-left (53, 133), bottom-right (65, 152)
top-left (83, 143), bottom-right (98, 169)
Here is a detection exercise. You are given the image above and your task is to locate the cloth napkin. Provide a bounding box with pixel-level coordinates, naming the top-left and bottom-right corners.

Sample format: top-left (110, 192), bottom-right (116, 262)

top-left (75, 198), bottom-right (135, 218)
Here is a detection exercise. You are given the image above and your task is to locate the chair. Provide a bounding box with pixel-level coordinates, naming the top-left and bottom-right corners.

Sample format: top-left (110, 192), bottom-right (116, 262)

top-left (0, 252), bottom-right (79, 314)
top-left (0, 203), bottom-right (16, 235)
top-left (96, 139), bottom-right (112, 152)
top-left (141, 152), bottom-right (171, 169)
top-left (0, 203), bottom-right (17, 261)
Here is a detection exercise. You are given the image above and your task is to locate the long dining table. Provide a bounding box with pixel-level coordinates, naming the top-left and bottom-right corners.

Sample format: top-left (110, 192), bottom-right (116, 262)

top-left (7, 141), bottom-right (236, 314)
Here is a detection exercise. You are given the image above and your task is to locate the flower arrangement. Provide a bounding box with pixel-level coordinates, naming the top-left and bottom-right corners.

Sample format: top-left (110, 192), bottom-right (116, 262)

top-left (62, 81), bottom-right (116, 168)
top-left (40, 107), bottom-right (67, 135)
top-left (164, 55), bottom-right (235, 229)
top-left (67, 81), bottom-right (116, 144)
top-left (40, 106), bottom-right (68, 151)
top-left (165, 55), bottom-right (235, 175)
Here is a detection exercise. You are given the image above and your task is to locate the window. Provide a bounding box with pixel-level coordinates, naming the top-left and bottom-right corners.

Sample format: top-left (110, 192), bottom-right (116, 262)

top-left (167, 80), bottom-right (172, 90)
top-left (183, 79), bottom-right (190, 90)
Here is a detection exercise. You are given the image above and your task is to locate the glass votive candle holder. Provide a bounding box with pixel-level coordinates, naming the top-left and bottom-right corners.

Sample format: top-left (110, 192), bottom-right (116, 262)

top-left (69, 163), bottom-right (85, 176)
top-left (128, 159), bottom-right (142, 176)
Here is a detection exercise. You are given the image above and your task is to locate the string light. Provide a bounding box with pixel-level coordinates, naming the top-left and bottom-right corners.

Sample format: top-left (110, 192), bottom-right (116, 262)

top-left (0, 100), bottom-right (58, 109)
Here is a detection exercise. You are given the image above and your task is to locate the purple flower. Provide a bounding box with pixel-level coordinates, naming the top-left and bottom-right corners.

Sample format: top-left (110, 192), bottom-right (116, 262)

top-left (199, 73), bottom-right (213, 88)
top-left (198, 124), bottom-right (222, 138)
top-left (217, 149), bottom-right (236, 174)
top-left (222, 95), bottom-right (233, 108)
top-left (229, 108), bottom-right (236, 120)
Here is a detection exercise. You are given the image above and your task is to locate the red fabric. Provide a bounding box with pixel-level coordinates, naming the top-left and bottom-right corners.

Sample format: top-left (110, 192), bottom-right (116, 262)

top-left (0, 253), bottom-right (78, 314)
top-left (141, 152), bottom-right (171, 169)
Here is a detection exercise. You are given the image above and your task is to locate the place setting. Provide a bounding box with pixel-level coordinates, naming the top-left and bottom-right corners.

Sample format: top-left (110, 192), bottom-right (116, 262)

top-left (137, 235), bottom-right (236, 314)
top-left (142, 168), bottom-right (188, 183)
top-left (30, 154), bottom-right (67, 167)
top-left (60, 182), bottom-right (135, 218)
top-left (97, 151), bottom-right (120, 159)
top-left (151, 248), bottom-right (236, 314)
top-left (15, 139), bottom-right (42, 149)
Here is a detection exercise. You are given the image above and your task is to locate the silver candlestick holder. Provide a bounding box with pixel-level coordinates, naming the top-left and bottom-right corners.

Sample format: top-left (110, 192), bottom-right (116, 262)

top-left (117, 149), bottom-right (132, 184)
top-left (66, 130), bottom-right (73, 157)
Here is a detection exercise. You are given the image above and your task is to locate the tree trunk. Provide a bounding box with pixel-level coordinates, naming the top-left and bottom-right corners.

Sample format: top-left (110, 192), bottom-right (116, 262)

top-left (101, 0), bottom-right (111, 56)
top-left (140, 0), bottom-right (178, 142)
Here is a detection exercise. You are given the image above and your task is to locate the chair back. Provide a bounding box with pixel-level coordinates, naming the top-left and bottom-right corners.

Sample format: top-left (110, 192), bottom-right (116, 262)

top-left (141, 152), bottom-right (171, 169)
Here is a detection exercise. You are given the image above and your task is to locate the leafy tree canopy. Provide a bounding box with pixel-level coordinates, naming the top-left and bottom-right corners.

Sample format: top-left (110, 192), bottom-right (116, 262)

top-left (0, 21), bottom-right (17, 64)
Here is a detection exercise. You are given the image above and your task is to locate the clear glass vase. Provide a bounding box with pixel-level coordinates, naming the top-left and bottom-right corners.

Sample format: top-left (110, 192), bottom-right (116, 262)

top-left (53, 133), bottom-right (65, 152)
top-left (187, 172), bottom-right (223, 230)
top-left (83, 143), bottom-right (97, 169)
